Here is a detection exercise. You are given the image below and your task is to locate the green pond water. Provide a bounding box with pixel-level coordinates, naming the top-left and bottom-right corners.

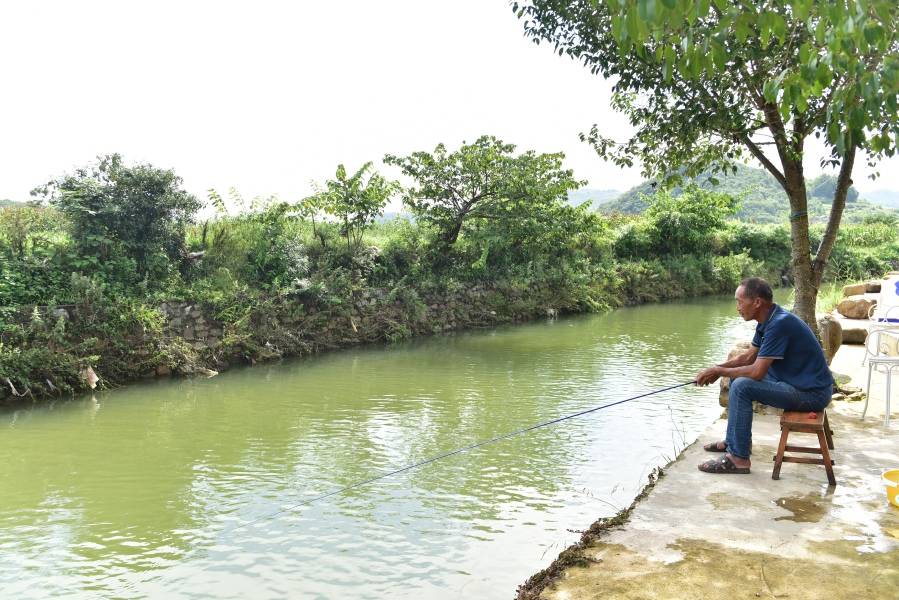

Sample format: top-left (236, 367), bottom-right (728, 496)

top-left (1, 295), bottom-right (760, 599)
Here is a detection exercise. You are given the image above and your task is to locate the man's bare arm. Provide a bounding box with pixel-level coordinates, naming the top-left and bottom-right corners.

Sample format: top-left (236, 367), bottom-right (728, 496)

top-left (695, 347), bottom-right (769, 385)
top-left (716, 346), bottom-right (758, 369)
top-left (715, 357), bottom-right (774, 382)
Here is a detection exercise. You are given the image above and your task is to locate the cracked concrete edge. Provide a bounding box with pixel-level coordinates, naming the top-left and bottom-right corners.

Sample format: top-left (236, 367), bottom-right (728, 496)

top-left (517, 409), bottom-right (899, 599)
top-left (516, 343), bottom-right (899, 600)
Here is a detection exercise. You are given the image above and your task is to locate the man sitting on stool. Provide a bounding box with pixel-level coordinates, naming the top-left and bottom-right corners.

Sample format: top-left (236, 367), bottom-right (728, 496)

top-left (694, 277), bottom-right (833, 474)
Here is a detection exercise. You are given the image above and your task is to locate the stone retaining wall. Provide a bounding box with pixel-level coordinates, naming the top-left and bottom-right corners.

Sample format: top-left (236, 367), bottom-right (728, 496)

top-left (158, 302), bottom-right (223, 350)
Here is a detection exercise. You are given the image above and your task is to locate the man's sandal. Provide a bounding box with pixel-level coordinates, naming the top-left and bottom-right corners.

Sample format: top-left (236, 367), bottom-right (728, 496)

top-left (698, 455), bottom-right (750, 474)
top-left (703, 441), bottom-right (727, 452)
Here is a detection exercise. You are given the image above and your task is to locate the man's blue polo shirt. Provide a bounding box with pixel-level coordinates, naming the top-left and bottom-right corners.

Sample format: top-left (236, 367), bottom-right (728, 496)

top-left (751, 304), bottom-right (833, 392)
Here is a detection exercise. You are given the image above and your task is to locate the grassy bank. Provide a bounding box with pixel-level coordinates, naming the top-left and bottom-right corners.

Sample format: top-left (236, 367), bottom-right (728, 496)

top-left (2, 156), bottom-right (897, 403)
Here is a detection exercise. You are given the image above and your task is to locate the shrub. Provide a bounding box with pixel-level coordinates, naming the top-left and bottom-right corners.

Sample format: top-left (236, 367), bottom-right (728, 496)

top-left (711, 252), bottom-right (758, 291)
top-left (37, 154), bottom-right (201, 285)
top-left (644, 186), bottom-right (738, 255)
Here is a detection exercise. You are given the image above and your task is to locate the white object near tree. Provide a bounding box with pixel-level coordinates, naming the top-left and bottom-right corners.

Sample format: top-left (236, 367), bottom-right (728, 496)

top-left (870, 275), bottom-right (899, 323)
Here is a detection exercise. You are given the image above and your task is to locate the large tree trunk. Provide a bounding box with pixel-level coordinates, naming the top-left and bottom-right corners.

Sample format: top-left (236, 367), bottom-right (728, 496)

top-left (753, 103), bottom-right (819, 328)
top-left (784, 147), bottom-right (857, 331)
top-left (751, 103), bottom-right (857, 333)
top-left (782, 161), bottom-right (818, 330)
top-left (443, 219), bottom-right (464, 245)
top-left (790, 238), bottom-right (818, 330)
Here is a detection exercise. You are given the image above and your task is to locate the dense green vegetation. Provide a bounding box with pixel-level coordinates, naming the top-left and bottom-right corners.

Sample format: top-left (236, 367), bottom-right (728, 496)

top-left (2, 148), bottom-right (897, 402)
top-left (2, 2), bottom-right (893, 401)
top-left (601, 164), bottom-right (897, 224)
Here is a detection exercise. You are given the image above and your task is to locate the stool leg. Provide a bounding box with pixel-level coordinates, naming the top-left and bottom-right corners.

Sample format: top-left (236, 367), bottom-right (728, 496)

top-left (817, 430), bottom-right (836, 486)
top-left (823, 411), bottom-right (834, 450)
top-left (772, 427), bottom-right (789, 480)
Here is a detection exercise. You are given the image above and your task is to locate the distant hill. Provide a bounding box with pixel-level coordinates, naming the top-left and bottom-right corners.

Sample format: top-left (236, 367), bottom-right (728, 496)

top-left (862, 189), bottom-right (899, 208)
top-left (0, 199), bottom-right (20, 208)
top-left (374, 210), bottom-right (409, 223)
top-left (599, 165), bottom-right (895, 224)
top-left (566, 188), bottom-right (621, 209)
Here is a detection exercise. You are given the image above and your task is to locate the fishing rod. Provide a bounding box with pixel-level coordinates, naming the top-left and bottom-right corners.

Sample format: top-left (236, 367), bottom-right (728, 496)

top-left (231, 379), bottom-right (697, 532)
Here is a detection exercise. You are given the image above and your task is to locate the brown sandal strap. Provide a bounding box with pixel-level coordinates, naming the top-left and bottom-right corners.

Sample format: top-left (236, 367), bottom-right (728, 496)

top-left (703, 440), bottom-right (727, 452)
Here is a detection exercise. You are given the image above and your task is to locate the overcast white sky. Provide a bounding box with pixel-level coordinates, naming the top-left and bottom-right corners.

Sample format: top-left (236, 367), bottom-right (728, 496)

top-left (2, 0), bottom-right (897, 207)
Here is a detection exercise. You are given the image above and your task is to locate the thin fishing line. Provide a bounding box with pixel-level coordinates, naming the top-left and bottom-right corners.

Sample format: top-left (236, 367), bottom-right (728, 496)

top-left (230, 379), bottom-right (696, 532)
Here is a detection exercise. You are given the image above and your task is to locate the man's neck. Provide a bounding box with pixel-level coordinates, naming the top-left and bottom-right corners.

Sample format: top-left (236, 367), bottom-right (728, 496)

top-left (756, 303), bottom-right (775, 324)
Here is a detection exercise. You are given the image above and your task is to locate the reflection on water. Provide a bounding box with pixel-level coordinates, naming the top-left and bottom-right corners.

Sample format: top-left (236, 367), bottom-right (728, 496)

top-left (0, 295), bottom-right (758, 598)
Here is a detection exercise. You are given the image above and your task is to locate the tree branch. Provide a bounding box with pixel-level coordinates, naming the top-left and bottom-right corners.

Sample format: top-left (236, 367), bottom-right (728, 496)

top-left (813, 145), bottom-right (857, 285)
top-left (741, 135), bottom-right (787, 188)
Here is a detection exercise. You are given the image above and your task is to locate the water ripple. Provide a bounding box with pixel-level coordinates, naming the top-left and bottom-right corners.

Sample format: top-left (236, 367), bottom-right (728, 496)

top-left (0, 297), bottom-right (757, 599)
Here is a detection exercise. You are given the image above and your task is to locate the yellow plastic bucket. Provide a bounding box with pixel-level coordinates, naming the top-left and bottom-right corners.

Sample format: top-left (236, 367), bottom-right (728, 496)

top-left (884, 470), bottom-right (899, 508)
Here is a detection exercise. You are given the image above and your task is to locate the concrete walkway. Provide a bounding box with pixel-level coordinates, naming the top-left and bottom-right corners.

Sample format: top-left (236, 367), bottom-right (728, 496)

top-left (529, 344), bottom-right (899, 599)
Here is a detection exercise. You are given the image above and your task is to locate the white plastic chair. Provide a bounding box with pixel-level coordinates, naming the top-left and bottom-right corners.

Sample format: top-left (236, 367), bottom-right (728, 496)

top-left (863, 325), bottom-right (899, 426)
top-left (864, 305), bottom-right (899, 367)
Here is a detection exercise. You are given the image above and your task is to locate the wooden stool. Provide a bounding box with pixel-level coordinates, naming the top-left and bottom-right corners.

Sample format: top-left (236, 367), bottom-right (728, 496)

top-left (772, 410), bottom-right (836, 486)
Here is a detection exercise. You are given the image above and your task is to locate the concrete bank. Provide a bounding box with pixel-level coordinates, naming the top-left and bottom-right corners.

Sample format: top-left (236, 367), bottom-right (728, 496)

top-left (519, 344), bottom-right (899, 599)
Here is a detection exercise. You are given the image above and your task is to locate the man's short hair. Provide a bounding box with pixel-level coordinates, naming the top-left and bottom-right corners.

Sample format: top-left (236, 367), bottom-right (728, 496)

top-left (740, 277), bottom-right (773, 302)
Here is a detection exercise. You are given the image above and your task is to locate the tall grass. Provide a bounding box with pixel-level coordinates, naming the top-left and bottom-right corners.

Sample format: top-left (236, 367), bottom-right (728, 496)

top-left (783, 281), bottom-right (847, 315)
top-left (815, 282), bottom-right (846, 314)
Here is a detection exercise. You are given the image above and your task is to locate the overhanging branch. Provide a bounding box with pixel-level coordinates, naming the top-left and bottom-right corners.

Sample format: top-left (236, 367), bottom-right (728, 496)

top-left (741, 135), bottom-right (787, 188)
